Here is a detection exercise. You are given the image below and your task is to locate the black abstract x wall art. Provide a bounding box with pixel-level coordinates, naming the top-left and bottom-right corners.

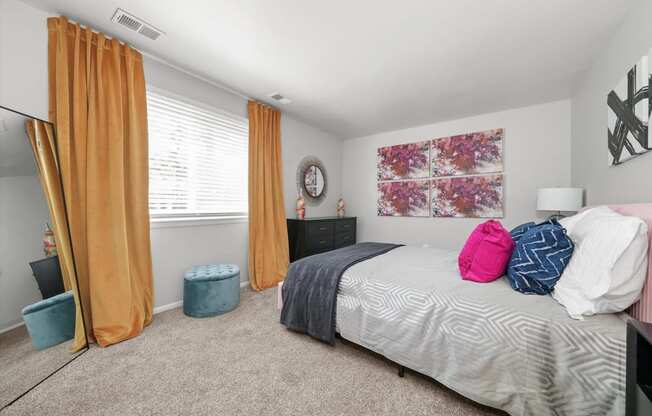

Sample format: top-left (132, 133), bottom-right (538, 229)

top-left (607, 54), bottom-right (651, 166)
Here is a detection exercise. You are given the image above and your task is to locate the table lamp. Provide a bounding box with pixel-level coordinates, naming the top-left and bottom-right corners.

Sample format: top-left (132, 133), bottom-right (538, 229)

top-left (537, 188), bottom-right (583, 219)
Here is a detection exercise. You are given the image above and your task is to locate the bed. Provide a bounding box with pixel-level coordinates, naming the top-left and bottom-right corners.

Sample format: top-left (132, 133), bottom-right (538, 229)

top-left (335, 245), bottom-right (626, 416)
top-left (280, 205), bottom-right (652, 416)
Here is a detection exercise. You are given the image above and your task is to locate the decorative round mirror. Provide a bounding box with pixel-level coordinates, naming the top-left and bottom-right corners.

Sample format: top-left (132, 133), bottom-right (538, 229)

top-left (303, 165), bottom-right (325, 198)
top-left (297, 156), bottom-right (328, 205)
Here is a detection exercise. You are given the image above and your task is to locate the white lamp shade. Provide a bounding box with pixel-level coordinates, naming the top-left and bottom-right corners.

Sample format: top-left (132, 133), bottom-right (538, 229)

top-left (537, 188), bottom-right (583, 212)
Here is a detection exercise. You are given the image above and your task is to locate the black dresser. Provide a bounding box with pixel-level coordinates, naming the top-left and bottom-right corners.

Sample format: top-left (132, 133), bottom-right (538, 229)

top-left (287, 217), bottom-right (356, 262)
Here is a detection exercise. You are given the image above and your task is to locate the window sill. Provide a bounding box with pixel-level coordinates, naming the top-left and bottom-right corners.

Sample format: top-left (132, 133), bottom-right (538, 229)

top-left (150, 215), bottom-right (248, 229)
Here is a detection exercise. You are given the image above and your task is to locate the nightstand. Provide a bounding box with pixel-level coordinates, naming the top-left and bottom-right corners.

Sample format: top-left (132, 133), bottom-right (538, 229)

top-left (626, 319), bottom-right (652, 415)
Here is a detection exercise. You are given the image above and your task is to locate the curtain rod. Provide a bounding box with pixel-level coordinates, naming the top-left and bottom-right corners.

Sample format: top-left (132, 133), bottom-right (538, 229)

top-left (63, 16), bottom-right (252, 102)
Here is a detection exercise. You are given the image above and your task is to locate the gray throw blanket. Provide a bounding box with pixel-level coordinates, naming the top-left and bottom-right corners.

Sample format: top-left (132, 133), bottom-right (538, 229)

top-left (280, 242), bottom-right (402, 344)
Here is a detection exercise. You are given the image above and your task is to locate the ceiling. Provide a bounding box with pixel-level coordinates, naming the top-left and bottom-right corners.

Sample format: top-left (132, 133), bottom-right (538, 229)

top-left (26, 0), bottom-right (631, 138)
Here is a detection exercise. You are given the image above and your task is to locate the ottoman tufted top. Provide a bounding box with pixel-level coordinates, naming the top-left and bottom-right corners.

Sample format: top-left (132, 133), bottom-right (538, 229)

top-left (184, 264), bottom-right (240, 282)
top-left (22, 291), bottom-right (74, 315)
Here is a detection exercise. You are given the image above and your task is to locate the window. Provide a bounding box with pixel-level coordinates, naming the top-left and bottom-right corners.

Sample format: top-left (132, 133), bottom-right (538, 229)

top-left (147, 89), bottom-right (248, 219)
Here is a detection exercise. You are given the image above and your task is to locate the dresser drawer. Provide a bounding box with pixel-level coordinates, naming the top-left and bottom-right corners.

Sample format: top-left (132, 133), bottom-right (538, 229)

top-left (334, 231), bottom-right (355, 248)
top-left (335, 219), bottom-right (355, 233)
top-left (307, 234), bottom-right (333, 252)
top-left (308, 221), bottom-right (333, 236)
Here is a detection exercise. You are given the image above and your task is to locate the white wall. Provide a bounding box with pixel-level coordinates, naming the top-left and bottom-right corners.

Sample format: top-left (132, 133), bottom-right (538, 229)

top-left (0, 0), bottom-right (51, 330)
top-left (342, 100), bottom-right (572, 250)
top-left (149, 220), bottom-right (249, 308)
top-left (282, 115), bottom-right (342, 218)
top-left (0, 0), bottom-right (343, 309)
top-left (0, 0), bottom-right (49, 120)
top-left (571, 0), bottom-right (652, 205)
top-left (0, 175), bottom-right (50, 331)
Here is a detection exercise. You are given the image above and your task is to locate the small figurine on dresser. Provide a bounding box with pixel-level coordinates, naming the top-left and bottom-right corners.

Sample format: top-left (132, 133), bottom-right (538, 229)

top-left (42, 223), bottom-right (57, 257)
top-left (336, 198), bottom-right (345, 218)
top-left (296, 190), bottom-right (306, 219)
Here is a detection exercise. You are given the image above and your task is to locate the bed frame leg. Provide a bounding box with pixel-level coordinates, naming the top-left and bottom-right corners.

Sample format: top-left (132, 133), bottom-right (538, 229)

top-left (398, 365), bottom-right (405, 378)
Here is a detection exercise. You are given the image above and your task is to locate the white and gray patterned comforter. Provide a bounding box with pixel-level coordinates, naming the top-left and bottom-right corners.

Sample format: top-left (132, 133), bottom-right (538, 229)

top-left (335, 246), bottom-right (627, 416)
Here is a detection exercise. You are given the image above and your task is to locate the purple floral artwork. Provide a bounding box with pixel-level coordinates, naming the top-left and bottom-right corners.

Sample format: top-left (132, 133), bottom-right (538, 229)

top-left (430, 174), bottom-right (503, 218)
top-left (431, 129), bottom-right (503, 177)
top-left (377, 141), bottom-right (430, 180)
top-left (377, 180), bottom-right (429, 217)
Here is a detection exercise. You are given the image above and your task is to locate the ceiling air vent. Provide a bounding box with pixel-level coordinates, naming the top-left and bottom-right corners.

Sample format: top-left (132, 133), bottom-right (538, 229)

top-left (268, 93), bottom-right (292, 105)
top-left (111, 9), bottom-right (164, 40)
top-left (138, 25), bottom-right (161, 40)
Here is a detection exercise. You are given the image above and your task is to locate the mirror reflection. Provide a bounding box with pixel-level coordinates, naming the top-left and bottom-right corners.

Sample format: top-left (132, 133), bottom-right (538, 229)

top-left (303, 165), bottom-right (324, 198)
top-left (0, 106), bottom-right (86, 409)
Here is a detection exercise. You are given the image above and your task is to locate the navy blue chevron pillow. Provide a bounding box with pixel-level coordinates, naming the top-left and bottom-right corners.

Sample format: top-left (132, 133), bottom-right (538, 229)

top-left (506, 219), bottom-right (574, 295)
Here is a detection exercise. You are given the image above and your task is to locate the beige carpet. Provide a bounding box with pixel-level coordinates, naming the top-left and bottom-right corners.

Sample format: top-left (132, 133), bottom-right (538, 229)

top-left (0, 325), bottom-right (81, 409)
top-left (2, 289), bottom-right (504, 416)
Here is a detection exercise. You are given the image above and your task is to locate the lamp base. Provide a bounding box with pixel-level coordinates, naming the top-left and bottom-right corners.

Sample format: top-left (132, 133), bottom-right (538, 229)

top-left (548, 211), bottom-right (566, 221)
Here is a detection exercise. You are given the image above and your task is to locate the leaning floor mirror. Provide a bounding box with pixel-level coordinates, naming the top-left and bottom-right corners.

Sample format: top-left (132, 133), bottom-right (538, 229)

top-left (0, 105), bottom-right (87, 410)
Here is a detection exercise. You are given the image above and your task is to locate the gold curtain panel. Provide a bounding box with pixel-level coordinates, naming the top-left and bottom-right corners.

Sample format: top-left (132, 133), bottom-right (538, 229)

top-left (48, 16), bottom-right (153, 347)
top-left (247, 101), bottom-right (290, 290)
top-left (25, 120), bottom-right (87, 352)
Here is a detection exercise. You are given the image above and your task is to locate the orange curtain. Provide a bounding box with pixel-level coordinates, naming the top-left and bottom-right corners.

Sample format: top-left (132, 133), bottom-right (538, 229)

top-left (247, 101), bottom-right (289, 290)
top-left (48, 16), bottom-right (153, 347)
top-left (25, 120), bottom-right (87, 352)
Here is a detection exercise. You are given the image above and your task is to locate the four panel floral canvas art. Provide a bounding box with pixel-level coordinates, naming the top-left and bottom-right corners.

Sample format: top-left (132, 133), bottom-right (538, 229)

top-left (377, 128), bottom-right (504, 218)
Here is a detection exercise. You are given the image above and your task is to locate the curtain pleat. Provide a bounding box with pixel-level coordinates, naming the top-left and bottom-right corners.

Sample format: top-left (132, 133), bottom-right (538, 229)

top-left (48, 16), bottom-right (153, 347)
top-left (25, 120), bottom-right (87, 352)
top-left (247, 101), bottom-right (289, 290)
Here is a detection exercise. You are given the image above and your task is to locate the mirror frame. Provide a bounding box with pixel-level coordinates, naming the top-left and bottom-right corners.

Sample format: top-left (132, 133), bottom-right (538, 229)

top-left (296, 155), bottom-right (328, 206)
top-left (0, 105), bottom-right (89, 411)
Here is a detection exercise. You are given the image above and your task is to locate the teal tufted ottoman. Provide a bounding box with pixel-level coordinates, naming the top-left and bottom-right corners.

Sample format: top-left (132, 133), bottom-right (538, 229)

top-left (183, 264), bottom-right (240, 317)
top-left (22, 291), bottom-right (76, 350)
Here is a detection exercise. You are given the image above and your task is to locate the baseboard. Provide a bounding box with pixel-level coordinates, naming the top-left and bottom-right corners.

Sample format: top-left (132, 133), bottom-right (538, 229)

top-left (153, 300), bottom-right (183, 315)
top-left (2, 282), bottom-right (251, 329)
top-left (153, 280), bottom-right (250, 315)
top-left (0, 321), bottom-right (25, 335)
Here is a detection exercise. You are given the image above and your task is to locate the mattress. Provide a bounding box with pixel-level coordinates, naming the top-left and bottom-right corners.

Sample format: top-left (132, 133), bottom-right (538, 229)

top-left (335, 245), bottom-right (626, 416)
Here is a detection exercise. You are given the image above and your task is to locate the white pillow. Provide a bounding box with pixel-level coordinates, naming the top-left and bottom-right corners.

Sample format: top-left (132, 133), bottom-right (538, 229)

top-left (553, 206), bottom-right (648, 318)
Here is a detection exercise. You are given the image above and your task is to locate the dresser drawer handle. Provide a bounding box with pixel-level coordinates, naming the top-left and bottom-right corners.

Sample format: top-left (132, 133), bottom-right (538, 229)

top-left (343, 224), bottom-right (351, 228)
top-left (319, 240), bottom-right (326, 244)
top-left (343, 236), bottom-right (350, 240)
top-left (319, 226), bottom-right (327, 231)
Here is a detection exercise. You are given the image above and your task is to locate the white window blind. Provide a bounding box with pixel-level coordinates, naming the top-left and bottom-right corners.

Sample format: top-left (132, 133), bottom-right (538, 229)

top-left (147, 89), bottom-right (248, 218)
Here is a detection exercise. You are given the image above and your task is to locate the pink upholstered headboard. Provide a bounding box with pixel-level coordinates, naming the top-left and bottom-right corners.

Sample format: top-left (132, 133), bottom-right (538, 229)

top-left (608, 204), bottom-right (652, 323)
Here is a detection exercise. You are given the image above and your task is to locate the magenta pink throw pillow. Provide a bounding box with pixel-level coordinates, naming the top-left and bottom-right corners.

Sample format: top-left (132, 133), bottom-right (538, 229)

top-left (458, 220), bottom-right (515, 283)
